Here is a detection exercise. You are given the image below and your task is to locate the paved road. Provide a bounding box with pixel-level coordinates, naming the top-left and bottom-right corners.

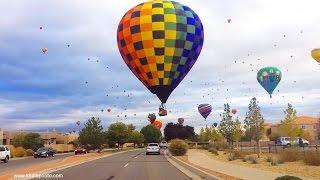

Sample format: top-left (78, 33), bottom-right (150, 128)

top-left (51, 149), bottom-right (189, 180)
top-left (0, 153), bottom-right (73, 175)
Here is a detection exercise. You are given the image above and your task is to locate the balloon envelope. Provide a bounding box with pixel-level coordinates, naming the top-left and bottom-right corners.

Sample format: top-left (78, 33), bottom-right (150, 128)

top-left (257, 67), bottom-right (282, 98)
top-left (152, 119), bottom-right (162, 129)
top-left (231, 109), bottom-right (237, 114)
top-left (198, 104), bottom-right (212, 119)
top-left (178, 118), bottom-right (184, 125)
top-left (117, 1), bottom-right (204, 103)
top-left (311, 49), bottom-right (320, 63)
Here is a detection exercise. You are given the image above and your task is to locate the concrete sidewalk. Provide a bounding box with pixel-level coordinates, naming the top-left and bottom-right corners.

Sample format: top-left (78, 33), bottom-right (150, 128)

top-left (187, 149), bottom-right (285, 180)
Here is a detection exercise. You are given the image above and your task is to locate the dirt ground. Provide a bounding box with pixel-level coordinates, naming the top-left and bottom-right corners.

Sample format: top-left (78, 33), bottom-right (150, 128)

top-left (195, 149), bottom-right (320, 179)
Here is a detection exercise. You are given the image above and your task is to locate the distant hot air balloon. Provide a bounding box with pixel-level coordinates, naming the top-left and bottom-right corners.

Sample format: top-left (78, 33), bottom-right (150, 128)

top-left (152, 119), bottom-right (163, 129)
top-left (257, 67), bottom-right (282, 98)
top-left (227, 19), bottom-right (231, 23)
top-left (148, 113), bottom-right (156, 124)
top-left (213, 123), bottom-right (218, 127)
top-left (311, 49), bottom-right (320, 63)
top-left (231, 109), bottom-right (237, 114)
top-left (107, 108), bottom-right (111, 112)
top-left (41, 48), bottom-right (48, 54)
top-left (178, 118), bottom-right (184, 125)
top-left (198, 104), bottom-right (212, 120)
top-left (117, 1), bottom-right (204, 116)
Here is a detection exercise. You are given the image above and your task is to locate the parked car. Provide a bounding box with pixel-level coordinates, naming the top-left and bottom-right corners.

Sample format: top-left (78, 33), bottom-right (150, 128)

top-left (75, 147), bottom-right (87, 155)
top-left (159, 141), bottom-right (168, 149)
top-left (34, 147), bottom-right (55, 158)
top-left (146, 143), bottom-right (160, 155)
top-left (0, 145), bottom-right (10, 163)
top-left (275, 137), bottom-right (309, 147)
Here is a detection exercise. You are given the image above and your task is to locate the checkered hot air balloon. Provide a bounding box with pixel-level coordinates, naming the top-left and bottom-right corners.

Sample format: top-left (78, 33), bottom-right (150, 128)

top-left (198, 104), bottom-right (212, 120)
top-left (117, 0), bottom-right (204, 105)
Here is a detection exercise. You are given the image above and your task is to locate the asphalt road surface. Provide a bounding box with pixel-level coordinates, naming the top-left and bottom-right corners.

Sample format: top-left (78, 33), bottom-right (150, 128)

top-left (0, 153), bottom-right (73, 175)
top-left (51, 149), bottom-right (190, 180)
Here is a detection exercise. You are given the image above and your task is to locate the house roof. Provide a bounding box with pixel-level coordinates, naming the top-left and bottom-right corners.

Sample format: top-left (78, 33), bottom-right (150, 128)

top-left (294, 116), bottom-right (319, 125)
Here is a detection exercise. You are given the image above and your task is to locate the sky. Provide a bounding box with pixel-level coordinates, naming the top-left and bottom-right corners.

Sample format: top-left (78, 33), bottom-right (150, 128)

top-left (0, 0), bottom-right (319, 133)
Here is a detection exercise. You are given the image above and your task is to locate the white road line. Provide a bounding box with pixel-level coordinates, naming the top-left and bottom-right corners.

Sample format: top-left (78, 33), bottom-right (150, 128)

top-left (124, 163), bottom-right (129, 167)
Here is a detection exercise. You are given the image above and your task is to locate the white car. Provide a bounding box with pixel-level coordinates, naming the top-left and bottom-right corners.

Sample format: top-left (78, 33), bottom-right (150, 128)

top-left (159, 141), bottom-right (168, 149)
top-left (146, 143), bottom-right (160, 155)
top-left (0, 145), bottom-right (10, 163)
top-left (276, 137), bottom-right (309, 146)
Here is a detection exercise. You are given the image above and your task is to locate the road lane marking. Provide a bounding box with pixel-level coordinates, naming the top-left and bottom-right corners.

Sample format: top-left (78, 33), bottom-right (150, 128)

top-left (124, 163), bottom-right (129, 167)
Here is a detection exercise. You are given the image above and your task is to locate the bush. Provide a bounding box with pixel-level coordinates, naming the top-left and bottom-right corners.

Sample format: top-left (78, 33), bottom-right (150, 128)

top-left (169, 139), bottom-right (188, 156)
top-left (244, 155), bottom-right (258, 164)
top-left (212, 141), bottom-right (229, 151)
top-left (26, 149), bottom-right (34, 156)
top-left (278, 148), bottom-right (302, 162)
top-left (228, 153), bottom-right (235, 161)
top-left (275, 175), bottom-right (302, 180)
top-left (266, 156), bottom-right (272, 162)
top-left (208, 147), bottom-right (218, 155)
top-left (303, 152), bottom-right (320, 166)
top-left (13, 147), bottom-right (26, 157)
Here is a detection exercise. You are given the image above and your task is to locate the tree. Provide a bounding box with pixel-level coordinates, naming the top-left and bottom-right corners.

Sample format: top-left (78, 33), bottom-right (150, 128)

top-left (219, 104), bottom-right (242, 146)
top-left (128, 130), bottom-right (145, 147)
top-left (164, 123), bottom-right (196, 142)
top-left (140, 125), bottom-right (162, 143)
top-left (12, 133), bottom-right (25, 148)
top-left (244, 97), bottom-right (264, 158)
top-left (22, 133), bottom-right (44, 151)
top-left (79, 117), bottom-right (104, 151)
top-left (106, 122), bottom-right (129, 149)
top-left (198, 126), bottom-right (223, 142)
top-left (278, 103), bottom-right (303, 139)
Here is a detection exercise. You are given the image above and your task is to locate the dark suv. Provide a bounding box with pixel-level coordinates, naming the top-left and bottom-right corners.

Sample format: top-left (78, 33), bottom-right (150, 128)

top-left (34, 147), bottom-right (55, 158)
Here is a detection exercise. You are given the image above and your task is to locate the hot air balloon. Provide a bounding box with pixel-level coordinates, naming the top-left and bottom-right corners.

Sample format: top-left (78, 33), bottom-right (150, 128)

top-left (152, 119), bottom-right (163, 129)
top-left (117, 1), bottom-right (204, 116)
top-left (198, 104), bottom-right (212, 120)
top-left (227, 19), bottom-right (231, 23)
top-left (213, 123), bottom-right (218, 127)
top-left (148, 113), bottom-right (156, 124)
top-left (41, 48), bottom-right (48, 54)
top-left (311, 49), bottom-right (320, 63)
top-left (231, 109), bottom-right (237, 114)
top-left (107, 108), bottom-right (111, 112)
top-left (257, 67), bottom-right (282, 98)
top-left (178, 118), bottom-right (184, 125)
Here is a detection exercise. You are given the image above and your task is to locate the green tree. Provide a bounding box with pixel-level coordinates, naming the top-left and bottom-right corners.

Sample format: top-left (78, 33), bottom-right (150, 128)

top-left (12, 133), bottom-right (25, 148)
top-left (106, 122), bottom-right (129, 149)
top-left (198, 126), bottom-right (223, 142)
top-left (244, 97), bottom-right (264, 158)
top-left (278, 103), bottom-right (303, 139)
top-left (140, 125), bottom-right (162, 143)
top-left (79, 117), bottom-right (104, 151)
top-left (22, 133), bottom-right (44, 151)
top-left (128, 130), bottom-right (145, 148)
top-left (219, 104), bottom-right (242, 147)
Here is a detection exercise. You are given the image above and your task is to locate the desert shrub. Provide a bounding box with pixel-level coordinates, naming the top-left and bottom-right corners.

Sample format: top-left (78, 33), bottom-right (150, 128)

top-left (212, 141), bottom-right (229, 151)
top-left (303, 152), bottom-right (320, 166)
top-left (275, 175), bottom-right (302, 180)
top-left (266, 156), bottom-right (273, 162)
top-left (270, 156), bottom-right (282, 166)
top-left (278, 148), bottom-right (302, 162)
top-left (169, 139), bottom-right (188, 156)
top-left (26, 149), bottom-right (34, 156)
top-left (228, 153), bottom-right (235, 161)
top-left (208, 147), bottom-right (218, 155)
top-left (250, 156), bottom-right (258, 164)
top-left (13, 147), bottom-right (26, 157)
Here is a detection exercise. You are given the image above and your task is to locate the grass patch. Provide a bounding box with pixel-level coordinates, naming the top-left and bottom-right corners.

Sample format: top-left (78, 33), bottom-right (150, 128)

top-left (303, 152), bottom-right (320, 166)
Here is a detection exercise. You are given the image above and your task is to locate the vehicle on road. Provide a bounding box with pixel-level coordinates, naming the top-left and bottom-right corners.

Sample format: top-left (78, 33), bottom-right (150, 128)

top-left (146, 143), bottom-right (160, 155)
top-left (159, 141), bottom-right (168, 149)
top-left (34, 147), bottom-right (55, 158)
top-left (275, 137), bottom-right (309, 147)
top-left (75, 147), bottom-right (87, 155)
top-left (0, 145), bottom-right (10, 163)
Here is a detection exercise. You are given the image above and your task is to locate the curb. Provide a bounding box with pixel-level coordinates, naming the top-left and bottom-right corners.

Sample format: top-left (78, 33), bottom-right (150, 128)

top-left (14, 149), bottom-right (139, 180)
top-left (164, 150), bottom-right (220, 180)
